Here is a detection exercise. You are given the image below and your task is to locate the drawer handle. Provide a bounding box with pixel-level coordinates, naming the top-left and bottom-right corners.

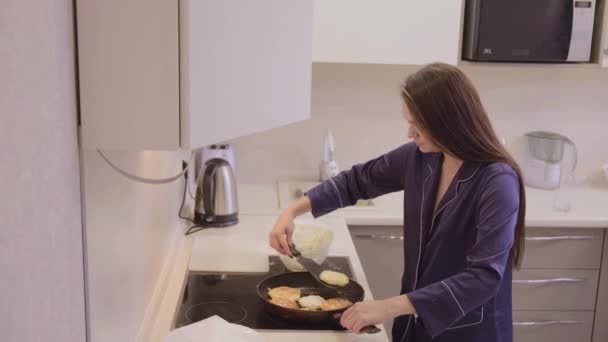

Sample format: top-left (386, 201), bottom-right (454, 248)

top-left (513, 278), bottom-right (585, 284)
top-left (355, 234), bottom-right (404, 240)
top-left (525, 235), bottom-right (593, 241)
top-left (513, 320), bottom-right (580, 326)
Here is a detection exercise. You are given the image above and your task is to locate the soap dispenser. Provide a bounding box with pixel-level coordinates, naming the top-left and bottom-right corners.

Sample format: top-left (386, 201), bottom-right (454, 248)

top-left (319, 130), bottom-right (340, 181)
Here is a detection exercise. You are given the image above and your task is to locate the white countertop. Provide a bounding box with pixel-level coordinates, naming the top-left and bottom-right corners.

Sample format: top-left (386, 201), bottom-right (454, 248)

top-left (151, 215), bottom-right (389, 342)
top-left (520, 187), bottom-right (608, 228)
top-left (148, 182), bottom-right (608, 341)
top-left (240, 183), bottom-right (608, 228)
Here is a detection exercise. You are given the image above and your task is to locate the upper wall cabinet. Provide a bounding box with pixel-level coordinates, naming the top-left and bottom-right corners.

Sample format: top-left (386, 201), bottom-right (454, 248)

top-left (77, 0), bottom-right (312, 150)
top-left (312, 0), bottom-right (463, 65)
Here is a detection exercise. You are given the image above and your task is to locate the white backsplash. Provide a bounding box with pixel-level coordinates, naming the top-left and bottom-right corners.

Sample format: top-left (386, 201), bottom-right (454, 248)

top-left (230, 63), bottom-right (608, 184)
top-left (81, 150), bottom-right (188, 342)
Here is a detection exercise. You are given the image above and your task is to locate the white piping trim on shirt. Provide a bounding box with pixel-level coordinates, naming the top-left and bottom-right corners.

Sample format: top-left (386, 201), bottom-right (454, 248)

top-left (428, 166), bottom-right (480, 237)
top-left (447, 307), bottom-right (484, 330)
top-left (442, 280), bottom-right (466, 316)
top-left (399, 163), bottom-right (433, 342)
top-left (328, 177), bottom-right (344, 208)
top-left (429, 189), bottom-right (459, 236)
top-left (476, 207), bottom-right (518, 233)
top-left (457, 165), bottom-right (481, 183)
top-left (467, 239), bottom-right (514, 263)
top-left (467, 192), bottom-right (518, 262)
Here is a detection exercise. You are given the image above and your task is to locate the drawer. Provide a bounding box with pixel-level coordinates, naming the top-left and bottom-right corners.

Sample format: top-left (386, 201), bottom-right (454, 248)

top-left (521, 228), bottom-right (603, 269)
top-left (513, 269), bottom-right (599, 311)
top-left (513, 311), bottom-right (594, 342)
top-left (349, 226), bottom-right (404, 299)
top-left (349, 225), bottom-right (404, 340)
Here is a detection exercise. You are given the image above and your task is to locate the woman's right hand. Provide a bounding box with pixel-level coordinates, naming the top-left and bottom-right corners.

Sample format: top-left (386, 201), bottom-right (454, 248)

top-left (269, 196), bottom-right (312, 255)
top-left (269, 208), bottom-right (296, 256)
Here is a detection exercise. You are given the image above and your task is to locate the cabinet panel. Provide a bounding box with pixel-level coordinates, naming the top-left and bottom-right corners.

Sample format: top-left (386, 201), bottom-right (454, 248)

top-left (313, 0), bottom-right (462, 64)
top-left (522, 228), bottom-right (603, 269)
top-left (592, 231), bottom-right (608, 342)
top-left (77, 0), bottom-right (312, 150)
top-left (77, 0), bottom-right (180, 150)
top-left (513, 311), bottom-right (594, 342)
top-left (181, 0), bottom-right (312, 149)
top-left (512, 269), bottom-right (599, 311)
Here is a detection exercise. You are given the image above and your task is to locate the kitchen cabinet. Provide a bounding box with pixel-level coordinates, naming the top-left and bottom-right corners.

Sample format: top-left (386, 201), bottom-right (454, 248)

top-left (312, 0), bottom-right (463, 65)
top-left (349, 225), bottom-right (404, 339)
top-left (515, 227), bottom-right (605, 342)
top-left (77, 0), bottom-right (312, 150)
top-left (592, 231), bottom-right (608, 342)
top-left (512, 269), bottom-right (599, 311)
top-left (520, 228), bottom-right (604, 269)
top-left (513, 311), bottom-right (595, 342)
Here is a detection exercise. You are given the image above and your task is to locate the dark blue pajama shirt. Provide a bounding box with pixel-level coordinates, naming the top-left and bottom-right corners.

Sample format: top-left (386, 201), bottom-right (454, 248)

top-left (306, 142), bottom-right (520, 342)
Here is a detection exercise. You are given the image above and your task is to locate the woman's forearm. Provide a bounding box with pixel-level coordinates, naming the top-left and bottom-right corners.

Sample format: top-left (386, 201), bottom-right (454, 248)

top-left (384, 295), bottom-right (417, 318)
top-left (288, 195), bottom-right (312, 217)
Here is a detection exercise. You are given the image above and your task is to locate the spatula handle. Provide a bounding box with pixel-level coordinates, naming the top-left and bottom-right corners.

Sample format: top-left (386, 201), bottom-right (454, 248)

top-left (332, 313), bottom-right (381, 334)
top-left (360, 325), bottom-right (382, 334)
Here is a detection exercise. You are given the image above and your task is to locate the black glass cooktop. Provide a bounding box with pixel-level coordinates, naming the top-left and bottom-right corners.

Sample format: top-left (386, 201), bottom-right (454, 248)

top-left (174, 256), bottom-right (354, 330)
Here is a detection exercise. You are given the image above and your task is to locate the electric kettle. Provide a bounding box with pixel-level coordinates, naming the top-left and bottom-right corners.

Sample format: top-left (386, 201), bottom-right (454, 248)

top-left (194, 158), bottom-right (238, 227)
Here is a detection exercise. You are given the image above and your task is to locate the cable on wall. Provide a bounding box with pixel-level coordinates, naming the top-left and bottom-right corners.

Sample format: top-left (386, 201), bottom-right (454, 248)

top-left (97, 149), bottom-right (193, 184)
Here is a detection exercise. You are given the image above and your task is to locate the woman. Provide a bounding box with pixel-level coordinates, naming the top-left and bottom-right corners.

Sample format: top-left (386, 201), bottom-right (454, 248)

top-left (269, 63), bottom-right (525, 342)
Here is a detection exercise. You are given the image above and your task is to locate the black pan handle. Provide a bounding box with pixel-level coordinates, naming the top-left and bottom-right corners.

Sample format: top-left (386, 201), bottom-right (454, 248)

top-left (332, 313), bottom-right (381, 334)
top-left (360, 325), bottom-right (382, 334)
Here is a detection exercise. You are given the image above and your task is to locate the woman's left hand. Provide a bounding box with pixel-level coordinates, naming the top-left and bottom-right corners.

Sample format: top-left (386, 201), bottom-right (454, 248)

top-left (340, 295), bottom-right (416, 334)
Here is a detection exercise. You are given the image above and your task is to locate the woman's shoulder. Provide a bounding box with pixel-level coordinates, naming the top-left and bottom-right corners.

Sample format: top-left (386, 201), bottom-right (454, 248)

top-left (392, 141), bottom-right (419, 155)
top-left (476, 161), bottom-right (521, 197)
top-left (383, 142), bottom-right (420, 165)
top-left (391, 141), bottom-right (435, 162)
top-left (481, 161), bottom-right (519, 178)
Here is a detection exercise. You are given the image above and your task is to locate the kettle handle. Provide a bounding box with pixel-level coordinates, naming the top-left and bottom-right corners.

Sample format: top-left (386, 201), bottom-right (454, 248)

top-left (202, 162), bottom-right (218, 221)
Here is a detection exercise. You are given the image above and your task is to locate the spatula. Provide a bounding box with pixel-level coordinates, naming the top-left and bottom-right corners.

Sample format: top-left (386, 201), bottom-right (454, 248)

top-left (288, 243), bottom-right (328, 285)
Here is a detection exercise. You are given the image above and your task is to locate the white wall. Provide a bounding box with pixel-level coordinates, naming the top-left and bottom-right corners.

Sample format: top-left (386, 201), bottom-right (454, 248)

top-left (81, 150), bottom-right (187, 342)
top-left (230, 63), bottom-right (608, 184)
top-left (0, 1), bottom-right (86, 341)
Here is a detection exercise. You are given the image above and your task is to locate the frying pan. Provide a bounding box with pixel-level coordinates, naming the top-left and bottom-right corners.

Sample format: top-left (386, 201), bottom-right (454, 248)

top-left (256, 271), bottom-right (381, 334)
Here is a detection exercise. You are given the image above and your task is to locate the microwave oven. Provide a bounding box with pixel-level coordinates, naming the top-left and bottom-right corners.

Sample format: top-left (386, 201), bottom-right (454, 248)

top-left (462, 0), bottom-right (598, 62)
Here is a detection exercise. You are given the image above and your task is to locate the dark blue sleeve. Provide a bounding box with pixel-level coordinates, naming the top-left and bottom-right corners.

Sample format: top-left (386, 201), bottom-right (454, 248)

top-left (407, 164), bottom-right (520, 339)
top-left (305, 143), bottom-right (411, 218)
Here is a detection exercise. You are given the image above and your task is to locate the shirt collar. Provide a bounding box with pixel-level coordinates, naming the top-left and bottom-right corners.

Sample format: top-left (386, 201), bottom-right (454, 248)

top-left (426, 153), bottom-right (481, 183)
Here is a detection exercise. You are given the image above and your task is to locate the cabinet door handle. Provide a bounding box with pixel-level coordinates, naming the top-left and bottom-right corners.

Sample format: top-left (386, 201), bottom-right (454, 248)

top-left (525, 235), bottom-right (593, 241)
top-left (355, 234), bottom-right (404, 240)
top-left (513, 320), bottom-right (580, 326)
top-left (512, 278), bottom-right (585, 284)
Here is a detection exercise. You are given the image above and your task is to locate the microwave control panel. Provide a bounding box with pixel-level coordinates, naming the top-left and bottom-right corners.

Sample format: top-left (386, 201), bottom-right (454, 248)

top-left (567, 0), bottom-right (596, 61)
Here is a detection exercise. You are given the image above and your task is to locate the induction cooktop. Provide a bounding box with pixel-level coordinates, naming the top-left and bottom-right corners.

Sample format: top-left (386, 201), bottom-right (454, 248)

top-left (174, 256), bottom-right (354, 331)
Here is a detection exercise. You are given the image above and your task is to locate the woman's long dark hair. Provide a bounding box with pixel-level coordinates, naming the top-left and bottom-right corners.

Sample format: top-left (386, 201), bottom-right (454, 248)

top-left (401, 63), bottom-right (526, 270)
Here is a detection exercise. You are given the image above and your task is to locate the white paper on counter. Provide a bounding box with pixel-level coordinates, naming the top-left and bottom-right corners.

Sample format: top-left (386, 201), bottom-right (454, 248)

top-left (161, 315), bottom-right (265, 342)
